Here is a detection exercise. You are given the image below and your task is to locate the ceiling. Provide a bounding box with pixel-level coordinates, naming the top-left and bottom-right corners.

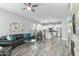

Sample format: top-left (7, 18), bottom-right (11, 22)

top-left (0, 3), bottom-right (69, 23)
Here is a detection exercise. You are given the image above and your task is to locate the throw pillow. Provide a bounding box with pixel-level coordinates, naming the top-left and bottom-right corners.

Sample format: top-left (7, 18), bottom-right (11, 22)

top-left (6, 35), bottom-right (12, 41)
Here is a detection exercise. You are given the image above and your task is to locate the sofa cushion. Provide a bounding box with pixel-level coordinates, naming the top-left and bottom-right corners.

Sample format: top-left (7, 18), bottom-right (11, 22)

top-left (15, 34), bottom-right (24, 39)
top-left (0, 36), bottom-right (7, 40)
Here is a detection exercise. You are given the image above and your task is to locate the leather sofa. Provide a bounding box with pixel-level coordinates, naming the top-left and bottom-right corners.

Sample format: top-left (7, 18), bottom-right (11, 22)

top-left (0, 34), bottom-right (25, 46)
top-left (0, 33), bottom-right (33, 56)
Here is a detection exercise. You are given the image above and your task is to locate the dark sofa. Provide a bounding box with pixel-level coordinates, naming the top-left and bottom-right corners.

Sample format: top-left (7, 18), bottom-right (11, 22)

top-left (0, 34), bottom-right (25, 46)
top-left (0, 33), bottom-right (33, 56)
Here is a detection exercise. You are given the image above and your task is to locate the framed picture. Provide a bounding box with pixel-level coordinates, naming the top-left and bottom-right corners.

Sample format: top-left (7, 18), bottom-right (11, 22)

top-left (19, 24), bottom-right (24, 32)
top-left (10, 22), bottom-right (19, 32)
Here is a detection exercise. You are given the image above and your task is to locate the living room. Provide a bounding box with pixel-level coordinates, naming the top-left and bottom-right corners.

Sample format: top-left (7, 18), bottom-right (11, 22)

top-left (0, 3), bottom-right (79, 56)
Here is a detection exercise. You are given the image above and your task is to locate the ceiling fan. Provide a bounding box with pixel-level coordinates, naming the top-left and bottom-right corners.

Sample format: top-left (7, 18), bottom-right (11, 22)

top-left (22, 3), bottom-right (38, 12)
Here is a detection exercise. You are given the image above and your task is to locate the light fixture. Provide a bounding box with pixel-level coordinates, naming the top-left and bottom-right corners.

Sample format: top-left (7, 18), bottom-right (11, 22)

top-left (27, 7), bottom-right (32, 10)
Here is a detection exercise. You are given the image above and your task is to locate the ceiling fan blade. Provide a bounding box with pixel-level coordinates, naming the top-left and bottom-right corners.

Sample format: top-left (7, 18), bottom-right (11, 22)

top-left (24, 3), bottom-right (27, 6)
top-left (28, 3), bottom-right (32, 7)
top-left (31, 9), bottom-right (35, 12)
top-left (32, 4), bottom-right (38, 7)
top-left (22, 8), bottom-right (26, 10)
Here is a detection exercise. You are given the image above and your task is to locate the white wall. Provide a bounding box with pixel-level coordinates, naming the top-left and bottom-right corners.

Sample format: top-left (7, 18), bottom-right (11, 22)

top-left (62, 18), bottom-right (68, 40)
top-left (0, 9), bottom-right (39, 37)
